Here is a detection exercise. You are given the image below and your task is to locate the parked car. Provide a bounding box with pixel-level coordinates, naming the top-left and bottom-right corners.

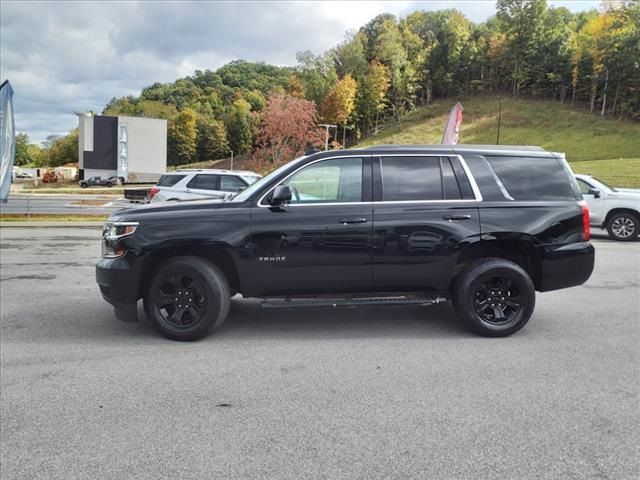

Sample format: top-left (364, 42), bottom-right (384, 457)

top-left (97, 145), bottom-right (594, 341)
top-left (79, 176), bottom-right (119, 188)
top-left (575, 174), bottom-right (640, 241)
top-left (15, 172), bottom-right (33, 179)
top-left (148, 169), bottom-right (261, 203)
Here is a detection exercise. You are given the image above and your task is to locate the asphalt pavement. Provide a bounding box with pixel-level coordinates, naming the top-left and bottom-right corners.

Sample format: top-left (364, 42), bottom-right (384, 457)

top-left (0, 227), bottom-right (638, 479)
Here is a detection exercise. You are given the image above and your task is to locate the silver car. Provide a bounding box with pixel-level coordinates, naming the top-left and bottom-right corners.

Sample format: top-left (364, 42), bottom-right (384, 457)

top-left (149, 169), bottom-right (261, 203)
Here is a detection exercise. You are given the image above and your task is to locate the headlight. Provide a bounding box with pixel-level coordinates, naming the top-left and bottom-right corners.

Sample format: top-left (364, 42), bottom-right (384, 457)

top-left (102, 221), bottom-right (138, 258)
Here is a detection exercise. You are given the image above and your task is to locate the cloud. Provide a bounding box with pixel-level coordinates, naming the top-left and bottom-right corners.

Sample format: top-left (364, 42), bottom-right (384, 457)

top-left (0, 0), bottom-right (599, 143)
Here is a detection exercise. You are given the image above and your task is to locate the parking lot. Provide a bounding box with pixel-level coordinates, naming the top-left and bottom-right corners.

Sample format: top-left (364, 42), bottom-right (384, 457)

top-left (0, 227), bottom-right (638, 479)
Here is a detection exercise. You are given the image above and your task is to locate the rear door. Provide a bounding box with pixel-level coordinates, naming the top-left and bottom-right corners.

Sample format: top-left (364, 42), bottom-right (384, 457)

top-left (372, 155), bottom-right (481, 291)
top-left (184, 174), bottom-right (224, 199)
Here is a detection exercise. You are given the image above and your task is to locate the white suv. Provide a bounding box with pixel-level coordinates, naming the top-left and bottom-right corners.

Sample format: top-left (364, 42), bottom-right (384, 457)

top-left (575, 174), bottom-right (640, 241)
top-left (149, 169), bottom-right (261, 203)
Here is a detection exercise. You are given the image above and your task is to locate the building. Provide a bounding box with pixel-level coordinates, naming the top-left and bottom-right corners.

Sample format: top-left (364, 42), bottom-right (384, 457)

top-left (77, 113), bottom-right (167, 183)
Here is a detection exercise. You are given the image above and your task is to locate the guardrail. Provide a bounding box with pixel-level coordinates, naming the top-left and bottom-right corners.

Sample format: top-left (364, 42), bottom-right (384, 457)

top-left (0, 195), bottom-right (125, 217)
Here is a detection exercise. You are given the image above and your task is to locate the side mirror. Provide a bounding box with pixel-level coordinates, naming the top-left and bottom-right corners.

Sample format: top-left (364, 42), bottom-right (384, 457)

top-left (588, 188), bottom-right (601, 199)
top-left (270, 185), bottom-right (292, 205)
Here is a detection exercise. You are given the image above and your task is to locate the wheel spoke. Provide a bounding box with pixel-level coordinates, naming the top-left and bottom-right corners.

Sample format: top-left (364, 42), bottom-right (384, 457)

top-left (493, 307), bottom-right (505, 320)
top-left (172, 309), bottom-right (185, 325)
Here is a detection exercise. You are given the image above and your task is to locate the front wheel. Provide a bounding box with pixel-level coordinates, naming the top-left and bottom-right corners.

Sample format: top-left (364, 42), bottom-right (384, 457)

top-left (144, 257), bottom-right (230, 341)
top-left (80, 183), bottom-right (88, 188)
top-left (453, 258), bottom-right (535, 337)
top-left (607, 212), bottom-right (639, 241)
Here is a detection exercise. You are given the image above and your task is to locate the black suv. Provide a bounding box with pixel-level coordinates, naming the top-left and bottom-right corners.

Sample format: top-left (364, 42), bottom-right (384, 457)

top-left (97, 145), bottom-right (595, 340)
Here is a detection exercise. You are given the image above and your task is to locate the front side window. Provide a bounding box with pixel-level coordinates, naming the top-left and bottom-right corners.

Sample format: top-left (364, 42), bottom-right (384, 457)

top-left (381, 156), bottom-right (443, 201)
top-left (576, 178), bottom-right (592, 195)
top-left (220, 175), bottom-right (247, 193)
top-left (280, 157), bottom-right (363, 204)
top-left (187, 174), bottom-right (219, 191)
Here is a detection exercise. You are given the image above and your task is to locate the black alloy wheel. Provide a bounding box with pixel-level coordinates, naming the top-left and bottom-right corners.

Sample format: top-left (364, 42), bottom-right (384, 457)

top-left (145, 257), bottom-right (230, 341)
top-left (473, 275), bottom-right (522, 325)
top-left (453, 257), bottom-right (535, 337)
top-left (154, 272), bottom-right (207, 328)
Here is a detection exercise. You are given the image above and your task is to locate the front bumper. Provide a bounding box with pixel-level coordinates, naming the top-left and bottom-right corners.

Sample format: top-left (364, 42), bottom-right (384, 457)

top-left (537, 241), bottom-right (595, 292)
top-left (96, 256), bottom-right (141, 322)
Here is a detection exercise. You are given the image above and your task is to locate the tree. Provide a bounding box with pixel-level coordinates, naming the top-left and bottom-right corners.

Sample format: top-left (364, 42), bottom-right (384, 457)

top-left (47, 129), bottom-right (79, 167)
top-left (167, 108), bottom-right (197, 165)
top-left (357, 59), bottom-right (390, 134)
top-left (254, 93), bottom-right (325, 166)
top-left (320, 74), bottom-right (358, 146)
top-left (16, 133), bottom-right (46, 167)
top-left (223, 99), bottom-right (254, 155)
top-left (196, 117), bottom-right (230, 161)
top-left (295, 50), bottom-right (338, 106)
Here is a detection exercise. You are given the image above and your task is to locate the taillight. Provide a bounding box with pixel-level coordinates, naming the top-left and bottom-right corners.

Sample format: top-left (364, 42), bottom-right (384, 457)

top-left (148, 187), bottom-right (160, 199)
top-left (579, 200), bottom-right (590, 241)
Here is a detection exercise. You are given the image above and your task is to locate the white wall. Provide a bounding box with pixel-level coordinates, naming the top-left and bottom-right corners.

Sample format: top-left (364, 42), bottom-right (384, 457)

top-left (118, 116), bottom-right (167, 183)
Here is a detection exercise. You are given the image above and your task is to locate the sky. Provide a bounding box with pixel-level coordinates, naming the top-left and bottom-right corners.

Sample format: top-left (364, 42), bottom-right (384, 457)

top-left (0, 0), bottom-right (601, 144)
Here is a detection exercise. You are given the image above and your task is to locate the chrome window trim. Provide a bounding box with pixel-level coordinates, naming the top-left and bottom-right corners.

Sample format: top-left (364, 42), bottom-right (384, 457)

top-left (257, 153), bottom-right (483, 208)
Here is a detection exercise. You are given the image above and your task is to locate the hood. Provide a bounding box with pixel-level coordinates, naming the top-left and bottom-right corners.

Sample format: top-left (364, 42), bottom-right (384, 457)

top-left (614, 188), bottom-right (640, 195)
top-left (107, 198), bottom-right (231, 223)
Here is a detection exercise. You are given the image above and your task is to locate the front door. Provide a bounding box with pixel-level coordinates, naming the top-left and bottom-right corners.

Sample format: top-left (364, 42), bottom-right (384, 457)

top-left (576, 177), bottom-right (604, 225)
top-left (246, 156), bottom-right (374, 296)
top-left (372, 155), bottom-right (481, 292)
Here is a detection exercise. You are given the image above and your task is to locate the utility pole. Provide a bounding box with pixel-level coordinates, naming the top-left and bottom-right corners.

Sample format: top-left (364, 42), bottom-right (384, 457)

top-left (496, 96), bottom-right (503, 145)
top-left (318, 124), bottom-right (336, 151)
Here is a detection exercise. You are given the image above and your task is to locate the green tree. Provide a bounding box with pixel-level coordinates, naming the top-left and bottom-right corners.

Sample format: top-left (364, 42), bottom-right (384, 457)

top-left (167, 108), bottom-right (197, 165)
top-left (48, 129), bottom-right (79, 167)
top-left (14, 133), bottom-right (31, 166)
top-left (223, 99), bottom-right (253, 155)
top-left (196, 117), bottom-right (230, 161)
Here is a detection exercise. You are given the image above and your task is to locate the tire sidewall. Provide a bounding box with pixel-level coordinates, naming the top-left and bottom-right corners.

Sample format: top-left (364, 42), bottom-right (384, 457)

top-left (607, 213), bottom-right (639, 241)
top-left (454, 259), bottom-right (535, 337)
top-left (145, 257), bottom-right (229, 341)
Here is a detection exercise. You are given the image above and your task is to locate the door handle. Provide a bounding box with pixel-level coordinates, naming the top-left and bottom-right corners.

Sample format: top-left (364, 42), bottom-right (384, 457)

top-left (443, 214), bottom-right (471, 221)
top-left (339, 217), bottom-right (368, 224)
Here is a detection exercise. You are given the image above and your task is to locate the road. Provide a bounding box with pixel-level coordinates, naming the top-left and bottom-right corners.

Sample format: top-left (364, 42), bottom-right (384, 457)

top-left (1, 227), bottom-right (638, 480)
top-left (0, 194), bottom-right (137, 215)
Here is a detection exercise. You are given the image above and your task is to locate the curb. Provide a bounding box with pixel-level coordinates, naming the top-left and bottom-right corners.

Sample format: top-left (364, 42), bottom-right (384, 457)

top-left (0, 222), bottom-right (104, 228)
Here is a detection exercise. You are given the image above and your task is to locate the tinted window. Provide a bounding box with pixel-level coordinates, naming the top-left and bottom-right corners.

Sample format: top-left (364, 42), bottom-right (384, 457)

top-left (220, 175), bottom-right (247, 193)
top-left (157, 175), bottom-right (186, 187)
top-left (441, 157), bottom-right (462, 200)
top-left (187, 174), bottom-right (219, 191)
top-left (381, 156), bottom-right (442, 201)
top-left (282, 158), bottom-right (362, 204)
top-left (486, 156), bottom-right (576, 201)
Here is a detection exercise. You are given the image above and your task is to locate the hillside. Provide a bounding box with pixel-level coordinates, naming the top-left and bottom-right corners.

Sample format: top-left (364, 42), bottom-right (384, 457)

top-left (357, 96), bottom-right (640, 187)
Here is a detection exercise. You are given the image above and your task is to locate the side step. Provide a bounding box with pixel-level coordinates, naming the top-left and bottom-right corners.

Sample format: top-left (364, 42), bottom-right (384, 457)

top-left (261, 294), bottom-right (448, 309)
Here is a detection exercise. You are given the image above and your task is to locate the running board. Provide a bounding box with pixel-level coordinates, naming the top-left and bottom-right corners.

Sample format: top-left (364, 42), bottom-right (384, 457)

top-left (261, 295), bottom-right (448, 309)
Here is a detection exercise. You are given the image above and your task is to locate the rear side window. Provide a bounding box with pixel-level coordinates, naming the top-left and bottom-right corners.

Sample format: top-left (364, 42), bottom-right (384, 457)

top-left (441, 157), bottom-right (462, 200)
top-left (486, 156), bottom-right (577, 201)
top-left (187, 174), bottom-right (219, 191)
top-left (381, 156), bottom-right (442, 201)
top-left (157, 175), bottom-right (186, 187)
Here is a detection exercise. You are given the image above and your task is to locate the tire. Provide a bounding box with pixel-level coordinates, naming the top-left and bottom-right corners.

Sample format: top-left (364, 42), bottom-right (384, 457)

top-left (606, 212), bottom-right (639, 241)
top-left (106, 182), bottom-right (113, 187)
top-left (80, 183), bottom-right (88, 188)
top-left (144, 256), bottom-right (231, 341)
top-left (453, 257), bottom-right (535, 337)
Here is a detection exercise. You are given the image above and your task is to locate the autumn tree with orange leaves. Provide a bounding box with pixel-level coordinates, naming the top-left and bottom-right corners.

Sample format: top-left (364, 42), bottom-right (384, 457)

top-left (254, 93), bottom-right (325, 167)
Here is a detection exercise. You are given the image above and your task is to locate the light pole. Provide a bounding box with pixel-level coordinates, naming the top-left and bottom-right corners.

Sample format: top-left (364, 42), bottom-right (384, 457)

top-left (230, 150), bottom-right (234, 171)
top-left (318, 124), bottom-right (337, 151)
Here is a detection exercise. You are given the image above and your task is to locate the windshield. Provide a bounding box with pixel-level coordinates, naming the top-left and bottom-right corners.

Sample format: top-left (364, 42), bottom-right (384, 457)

top-left (230, 156), bottom-right (308, 202)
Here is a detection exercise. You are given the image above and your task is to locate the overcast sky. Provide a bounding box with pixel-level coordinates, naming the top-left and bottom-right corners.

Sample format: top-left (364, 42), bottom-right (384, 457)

top-left (1, 0), bottom-right (600, 143)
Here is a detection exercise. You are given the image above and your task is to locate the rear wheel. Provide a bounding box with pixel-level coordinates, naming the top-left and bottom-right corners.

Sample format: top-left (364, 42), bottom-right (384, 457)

top-left (606, 212), bottom-right (639, 241)
top-left (106, 182), bottom-right (113, 187)
top-left (144, 257), bottom-right (230, 341)
top-left (453, 258), bottom-right (535, 337)
top-left (80, 183), bottom-right (88, 188)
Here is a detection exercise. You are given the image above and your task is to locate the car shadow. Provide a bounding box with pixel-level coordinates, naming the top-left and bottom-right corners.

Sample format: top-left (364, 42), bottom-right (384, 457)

top-left (591, 232), bottom-right (640, 243)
